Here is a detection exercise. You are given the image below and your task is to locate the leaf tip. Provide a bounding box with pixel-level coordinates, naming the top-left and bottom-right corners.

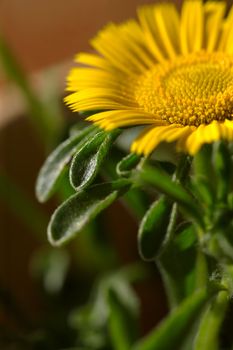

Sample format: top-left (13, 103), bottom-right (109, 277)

top-left (47, 216), bottom-right (63, 247)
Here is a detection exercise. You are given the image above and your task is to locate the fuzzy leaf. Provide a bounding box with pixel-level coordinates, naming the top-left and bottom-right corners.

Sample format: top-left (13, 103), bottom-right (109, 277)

top-left (48, 180), bottom-right (131, 246)
top-left (116, 153), bottom-right (142, 177)
top-left (138, 196), bottom-right (173, 261)
top-left (133, 288), bottom-right (209, 350)
top-left (70, 129), bottom-right (120, 191)
top-left (36, 125), bottom-right (96, 202)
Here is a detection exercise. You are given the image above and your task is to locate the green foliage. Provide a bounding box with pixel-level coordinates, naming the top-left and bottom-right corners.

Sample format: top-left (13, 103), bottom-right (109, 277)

top-left (138, 196), bottom-right (172, 261)
top-left (194, 291), bottom-right (229, 350)
top-left (133, 288), bottom-right (211, 350)
top-left (213, 142), bottom-right (232, 202)
top-left (70, 129), bottom-right (120, 191)
top-left (108, 288), bottom-right (136, 350)
top-left (116, 153), bottom-right (143, 177)
top-left (138, 165), bottom-right (203, 226)
top-left (48, 180), bottom-right (131, 246)
top-left (36, 122), bottom-right (233, 349)
top-left (192, 144), bottom-right (215, 207)
top-left (158, 225), bottom-right (198, 307)
top-left (36, 125), bottom-right (97, 202)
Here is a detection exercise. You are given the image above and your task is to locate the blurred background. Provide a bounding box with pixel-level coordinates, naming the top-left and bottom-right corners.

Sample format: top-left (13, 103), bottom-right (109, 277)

top-left (0, 0), bottom-right (222, 348)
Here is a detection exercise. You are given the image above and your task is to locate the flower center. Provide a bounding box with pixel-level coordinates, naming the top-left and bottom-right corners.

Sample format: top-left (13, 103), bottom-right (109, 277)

top-left (135, 51), bottom-right (233, 126)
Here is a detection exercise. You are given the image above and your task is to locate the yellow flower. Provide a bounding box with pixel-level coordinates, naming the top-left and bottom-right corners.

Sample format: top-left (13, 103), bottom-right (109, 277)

top-left (65, 0), bottom-right (233, 156)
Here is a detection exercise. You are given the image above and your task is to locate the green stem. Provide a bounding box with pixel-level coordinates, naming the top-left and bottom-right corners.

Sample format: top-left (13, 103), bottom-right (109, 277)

top-left (194, 291), bottom-right (229, 350)
top-left (195, 249), bottom-right (208, 290)
top-left (138, 165), bottom-right (203, 228)
top-left (156, 157), bottom-right (194, 308)
top-left (173, 155), bottom-right (192, 184)
top-left (133, 288), bottom-right (210, 350)
top-left (162, 203), bottom-right (178, 249)
top-left (164, 156), bottom-right (191, 245)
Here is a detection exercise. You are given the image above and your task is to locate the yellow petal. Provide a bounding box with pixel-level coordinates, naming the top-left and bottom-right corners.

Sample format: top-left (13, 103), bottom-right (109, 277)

top-left (66, 68), bottom-right (125, 91)
top-left (91, 22), bottom-right (153, 74)
top-left (184, 120), bottom-right (233, 155)
top-left (131, 124), bottom-right (193, 156)
top-left (180, 0), bottom-right (204, 54)
top-left (204, 1), bottom-right (226, 52)
top-left (75, 53), bottom-right (113, 71)
top-left (86, 110), bottom-right (164, 131)
top-left (153, 3), bottom-right (180, 58)
top-left (137, 5), bottom-right (167, 62)
top-left (218, 4), bottom-right (233, 51)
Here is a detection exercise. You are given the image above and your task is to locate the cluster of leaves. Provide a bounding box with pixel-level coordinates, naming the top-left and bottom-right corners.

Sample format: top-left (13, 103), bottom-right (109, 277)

top-left (36, 123), bottom-right (233, 349)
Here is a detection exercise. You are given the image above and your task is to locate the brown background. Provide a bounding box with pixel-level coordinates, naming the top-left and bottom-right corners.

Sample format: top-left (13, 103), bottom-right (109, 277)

top-left (0, 0), bottom-right (183, 73)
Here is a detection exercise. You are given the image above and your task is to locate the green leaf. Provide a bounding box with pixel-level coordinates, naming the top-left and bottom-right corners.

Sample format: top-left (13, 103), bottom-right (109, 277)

top-left (123, 188), bottom-right (149, 220)
top-left (195, 250), bottom-right (208, 290)
top-left (48, 180), bottom-right (131, 246)
top-left (214, 232), bottom-right (233, 262)
top-left (108, 288), bottom-right (137, 350)
top-left (158, 225), bottom-right (197, 307)
top-left (194, 291), bottom-right (228, 350)
top-left (213, 141), bottom-right (231, 202)
top-left (36, 125), bottom-right (96, 202)
top-left (69, 122), bottom-right (92, 137)
top-left (70, 129), bottom-right (120, 191)
top-left (192, 144), bottom-right (215, 207)
top-left (228, 192), bottom-right (233, 209)
top-left (116, 153), bottom-right (142, 177)
top-left (138, 196), bottom-right (173, 261)
top-left (133, 288), bottom-right (210, 350)
top-left (139, 165), bottom-right (203, 227)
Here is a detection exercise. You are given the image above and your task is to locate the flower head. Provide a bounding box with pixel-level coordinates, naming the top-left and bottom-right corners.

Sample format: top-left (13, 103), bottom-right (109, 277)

top-left (65, 0), bottom-right (233, 155)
